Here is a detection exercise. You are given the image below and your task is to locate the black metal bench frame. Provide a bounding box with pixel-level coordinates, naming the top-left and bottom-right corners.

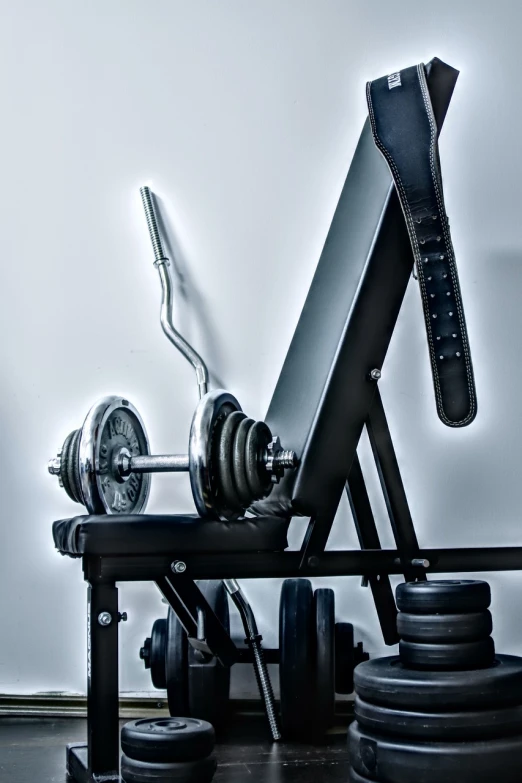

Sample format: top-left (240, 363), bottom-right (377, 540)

top-left (63, 58), bottom-right (522, 782)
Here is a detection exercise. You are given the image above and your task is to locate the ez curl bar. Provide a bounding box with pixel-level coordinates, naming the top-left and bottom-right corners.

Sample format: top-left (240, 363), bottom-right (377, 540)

top-left (48, 187), bottom-right (297, 520)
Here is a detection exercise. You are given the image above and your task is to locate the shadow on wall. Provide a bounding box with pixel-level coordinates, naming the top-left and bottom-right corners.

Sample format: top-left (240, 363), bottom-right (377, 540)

top-left (0, 393), bottom-right (86, 694)
top-left (153, 194), bottom-right (227, 391)
top-left (389, 247), bottom-right (522, 549)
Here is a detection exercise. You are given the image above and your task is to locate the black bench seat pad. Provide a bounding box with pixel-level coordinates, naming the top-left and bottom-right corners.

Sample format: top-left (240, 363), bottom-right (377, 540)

top-left (53, 514), bottom-right (289, 557)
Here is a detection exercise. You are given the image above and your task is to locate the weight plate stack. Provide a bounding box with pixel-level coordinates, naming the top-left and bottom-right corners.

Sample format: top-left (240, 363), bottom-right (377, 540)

top-left (349, 580), bottom-right (522, 783)
top-left (189, 389), bottom-right (285, 521)
top-left (396, 581), bottom-right (495, 671)
top-left (121, 717), bottom-right (217, 783)
top-left (279, 580), bottom-right (347, 739)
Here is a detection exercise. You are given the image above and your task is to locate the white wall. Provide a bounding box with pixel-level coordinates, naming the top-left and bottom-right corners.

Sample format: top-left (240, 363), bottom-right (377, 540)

top-left (1, 0), bottom-right (522, 697)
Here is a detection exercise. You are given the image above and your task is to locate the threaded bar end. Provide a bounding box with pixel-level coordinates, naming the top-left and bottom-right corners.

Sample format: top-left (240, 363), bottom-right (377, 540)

top-left (140, 186), bottom-right (167, 263)
top-left (275, 450), bottom-right (298, 469)
top-left (250, 639), bottom-right (281, 741)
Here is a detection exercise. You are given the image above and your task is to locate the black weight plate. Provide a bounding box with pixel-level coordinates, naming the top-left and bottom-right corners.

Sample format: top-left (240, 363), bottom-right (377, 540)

top-left (279, 579), bottom-right (314, 739)
top-left (150, 619), bottom-right (167, 690)
top-left (354, 655), bottom-right (522, 710)
top-left (216, 410), bottom-right (246, 514)
top-left (335, 622), bottom-right (355, 694)
top-left (232, 417), bottom-right (255, 506)
top-left (354, 695), bottom-right (522, 741)
top-left (121, 753), bottom-right (217, 783)
top-left (245, 420), bottom-right (272, 499)
top-left (165, 609), bottom-right (188, 717)
top-left (314, 589), bottom-right (335, 734)
top-left (397, 610), bottom-right (493, 643)
top-left (121, 718), bottom-right (215, 763)
top-left (399, 637), bottom-right (495, 670)
top-left (188, 581), bottom-right (230, 731)
top-left (61, 429), bottom-right (82, 503)
top-left (67, 428), bottom-right (83, 503)
top-left (349, 720), bottom-right (522, 783)
top-left (396, 580), bottom-right (491, 614)
top-left (59, 430), bottom-right (76, 501)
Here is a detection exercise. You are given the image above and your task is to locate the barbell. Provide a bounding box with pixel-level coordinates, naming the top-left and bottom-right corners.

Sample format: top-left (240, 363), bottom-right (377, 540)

top-left (47, 186), bottom-right (297, 519)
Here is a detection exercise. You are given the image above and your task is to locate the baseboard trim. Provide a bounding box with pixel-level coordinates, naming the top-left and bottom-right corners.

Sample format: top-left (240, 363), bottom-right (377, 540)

top-left (0, 694), bottom-right (169, 718)
top-left (0, 694), bottom-right (354, 719)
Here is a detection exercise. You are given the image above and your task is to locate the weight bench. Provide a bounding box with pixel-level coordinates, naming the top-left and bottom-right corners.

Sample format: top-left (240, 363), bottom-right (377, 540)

top-left (53, 514), bottom-right (289, 558)
top-left (52, 57), bottom-right (522, 783)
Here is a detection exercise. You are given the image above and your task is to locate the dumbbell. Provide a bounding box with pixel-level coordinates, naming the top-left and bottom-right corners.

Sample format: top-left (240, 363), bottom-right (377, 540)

top-left (47, 391), bottom-right (297, 519)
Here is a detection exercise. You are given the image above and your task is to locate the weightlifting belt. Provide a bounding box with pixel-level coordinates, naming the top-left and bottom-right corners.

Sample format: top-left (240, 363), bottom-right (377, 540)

top-left (367, 63), bottom-right (477, 427)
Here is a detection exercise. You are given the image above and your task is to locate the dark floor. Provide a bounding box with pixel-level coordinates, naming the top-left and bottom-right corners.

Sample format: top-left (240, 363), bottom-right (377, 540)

top-left (0, 715), bottom-right (351, 782)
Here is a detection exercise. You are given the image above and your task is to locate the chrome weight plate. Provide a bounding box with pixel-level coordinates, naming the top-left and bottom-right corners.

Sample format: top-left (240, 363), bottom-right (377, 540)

top-left (189, 390), bottom-right (241, 520)
top-left (79, 396), bottom-right (151, 514)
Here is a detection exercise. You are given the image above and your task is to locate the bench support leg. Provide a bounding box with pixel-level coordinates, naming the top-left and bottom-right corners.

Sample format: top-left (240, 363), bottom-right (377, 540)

top-left (88, 581), bottom-right (120, 779)
top-left (67, 580), bottom-right (120, 782)
top-left (346, 453), bottom-right (399, 645)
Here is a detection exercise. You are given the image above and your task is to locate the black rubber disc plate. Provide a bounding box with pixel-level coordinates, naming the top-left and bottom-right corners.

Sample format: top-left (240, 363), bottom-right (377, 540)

top-left (349, 720), bottom-right (522, 783)
top-left (354, 654), bottom-right (522, 710)
top-left (396, 580), bottom-right (491, 614)
top-left (397, 610), bottom-right (493, 643)
top-left (121, 754), bottom-right (217, 783)
top-left (354, 695), bottom-right (522, 741)
top-left (279, 579), bottom-right (314, 739)
top-left (121, 717), bottom-right (215, 763)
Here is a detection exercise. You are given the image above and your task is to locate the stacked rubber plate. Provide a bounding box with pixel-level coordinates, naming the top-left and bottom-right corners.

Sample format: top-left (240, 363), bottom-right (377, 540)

top-left (278, 578), bottom-right (368, 739)
top-left (121, 717), bottom-right (217, 783)
top-left (349, 580), bottom-right (522, 783)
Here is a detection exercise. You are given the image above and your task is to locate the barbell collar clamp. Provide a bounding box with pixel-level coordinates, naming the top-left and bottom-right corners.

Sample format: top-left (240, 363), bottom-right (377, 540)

top-left (48, 456), bottom-right (62, 476)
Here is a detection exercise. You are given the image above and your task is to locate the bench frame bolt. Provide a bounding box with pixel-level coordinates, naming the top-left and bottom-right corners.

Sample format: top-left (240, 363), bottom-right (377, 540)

top-left (98, 612), bottom-right (112, 626)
